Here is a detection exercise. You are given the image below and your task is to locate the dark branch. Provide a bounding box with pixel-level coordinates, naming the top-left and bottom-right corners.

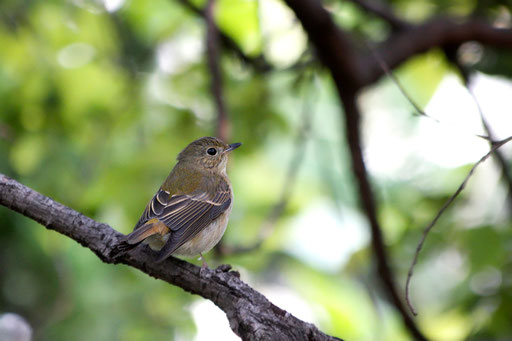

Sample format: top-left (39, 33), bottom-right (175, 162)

top-left (0, 173), bottom-right (342, 341)
top-left (362, 18), bottom-right (512, 86)
top-left (405, 136), bottom-right (512, 315)
top-left (283, 0), bottom-right (364, 89)
top-left (205, 0), bottom-right (230, 141)
top-left (337, 91), bottom-right (427, 341)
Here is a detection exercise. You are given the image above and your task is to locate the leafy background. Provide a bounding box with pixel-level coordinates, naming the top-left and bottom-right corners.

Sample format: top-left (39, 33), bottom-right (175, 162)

top-left (1, 0), bottom-right (512, 340)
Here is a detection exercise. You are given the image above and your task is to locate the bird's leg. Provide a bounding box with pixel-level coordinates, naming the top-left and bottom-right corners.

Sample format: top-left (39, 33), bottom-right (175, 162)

top-left (199, 253), bottom-right (209, 268)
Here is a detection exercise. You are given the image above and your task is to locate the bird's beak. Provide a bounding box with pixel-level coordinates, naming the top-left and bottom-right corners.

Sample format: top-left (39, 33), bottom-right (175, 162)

top-left (224, 142), bottom-right (242, 153)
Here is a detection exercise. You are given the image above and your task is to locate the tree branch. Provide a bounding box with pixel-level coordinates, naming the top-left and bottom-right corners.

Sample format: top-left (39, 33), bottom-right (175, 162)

top-left (204, 0), bottom-right (231, 255)
top-left (205, 0), bottom-right (230, 141)
top-left (0, 173), bottom-right (342, 341)
top-left (362, 18), bottom-right (512, 86)
top-left (455, 66), bottom-right (512, 214)
top-left (337, 91), bottom-right (427, 341)
top-left (469, 84), bottom-right (512, 214)
top-left (283, 0), bottom-right (364, 89)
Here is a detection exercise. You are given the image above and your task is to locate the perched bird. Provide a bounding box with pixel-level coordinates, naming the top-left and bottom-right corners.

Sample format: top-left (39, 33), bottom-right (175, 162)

top-left (119, 136), bottom-right (241, 266)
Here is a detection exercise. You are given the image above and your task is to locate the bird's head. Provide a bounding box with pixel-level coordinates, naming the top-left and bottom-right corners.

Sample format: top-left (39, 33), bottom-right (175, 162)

top-left (177, 136), bottom-right (241, 173)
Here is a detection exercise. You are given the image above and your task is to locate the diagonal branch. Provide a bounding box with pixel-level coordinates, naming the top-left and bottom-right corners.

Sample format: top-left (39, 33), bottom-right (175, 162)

top-left (283, 0), bottom-right (364, 89)
top-left (405, 136), bottom-right (512, 315)
top-left (0, 173), bottom-right (342, 341)
top-left (442, 47), bottom-right (512, 212)
top-left (362, 18), bottom-right (512, 86)
top-left (469, 86), bottom-right (512, 213)
top-left (455, 66), bottom-right (512, 214)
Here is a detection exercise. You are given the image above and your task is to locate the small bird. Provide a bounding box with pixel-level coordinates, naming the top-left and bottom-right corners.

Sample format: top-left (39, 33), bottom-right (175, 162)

top-left (120, 136), bottom-right (241, 266)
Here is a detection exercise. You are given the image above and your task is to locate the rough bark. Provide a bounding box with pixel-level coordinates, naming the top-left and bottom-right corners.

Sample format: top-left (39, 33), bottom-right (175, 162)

top-left (0, 173), bottom-right (342, 341)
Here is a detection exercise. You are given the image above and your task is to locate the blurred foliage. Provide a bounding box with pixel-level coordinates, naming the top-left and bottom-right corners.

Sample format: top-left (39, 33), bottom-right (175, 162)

top-left (1, 0), bottom-right (512, 340)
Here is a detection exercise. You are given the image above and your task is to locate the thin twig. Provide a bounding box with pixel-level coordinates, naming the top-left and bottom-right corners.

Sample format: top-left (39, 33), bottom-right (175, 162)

top-left (405, 135), bottom-right (512, 315)
top-left (366, 42), bottom-right (491, 141)
top-left (205, 0), bottom-right (229, 141)
top-left (366, 42), bottom-right (437, 121)
top-left (444, 48), bottom-right (512, 213)
top-left (465, 75), bottom-right (512, 213)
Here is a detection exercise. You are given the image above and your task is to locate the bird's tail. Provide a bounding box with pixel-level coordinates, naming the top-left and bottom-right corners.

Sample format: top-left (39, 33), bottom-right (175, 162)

top-left (124, 221), bottom-right (170, 245)
top-left (111, 220), bottom-right (169, 257)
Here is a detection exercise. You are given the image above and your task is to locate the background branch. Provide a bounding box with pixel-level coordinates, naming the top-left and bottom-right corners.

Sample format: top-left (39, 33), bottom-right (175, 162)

top-left (338, 92), bottom-right (427, 341)
top-left (363, 18), bottom-right (512, 86)
top-left (283, 0), bottom-right (364, 89)
top-left (205, 0), bottom-right (230, 141)
top-left (451, 62), bottom-right (512, 213)
top-left (0, 173), bottom-right (342, 341)
top-left (469, 83), bottom-right (512, 213)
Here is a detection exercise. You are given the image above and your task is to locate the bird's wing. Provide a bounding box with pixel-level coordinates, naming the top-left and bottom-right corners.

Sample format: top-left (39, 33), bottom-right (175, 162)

top-left (134, 178), bottom-right (231, 261)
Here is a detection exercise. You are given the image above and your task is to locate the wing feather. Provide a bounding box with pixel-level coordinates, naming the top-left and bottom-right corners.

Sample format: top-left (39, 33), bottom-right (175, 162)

top-left (132, 178), bottom-right (232, 261)
top-left (156, 196), bottom-right (231, 262)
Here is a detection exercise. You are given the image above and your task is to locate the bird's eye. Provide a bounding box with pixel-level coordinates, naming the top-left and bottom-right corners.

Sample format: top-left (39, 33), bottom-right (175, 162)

top-left (207, 148), bottom-right (217, 156)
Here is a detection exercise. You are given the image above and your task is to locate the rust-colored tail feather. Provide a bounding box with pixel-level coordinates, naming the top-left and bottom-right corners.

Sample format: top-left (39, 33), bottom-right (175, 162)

top-left (124, 222), bottom-right (157, 244)
top-left (111, 221), bottom-right (169, 258)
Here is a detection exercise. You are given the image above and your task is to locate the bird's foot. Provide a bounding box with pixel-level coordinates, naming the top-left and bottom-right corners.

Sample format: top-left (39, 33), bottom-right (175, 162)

top-left (199, 252), bottom-right (209, 269)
